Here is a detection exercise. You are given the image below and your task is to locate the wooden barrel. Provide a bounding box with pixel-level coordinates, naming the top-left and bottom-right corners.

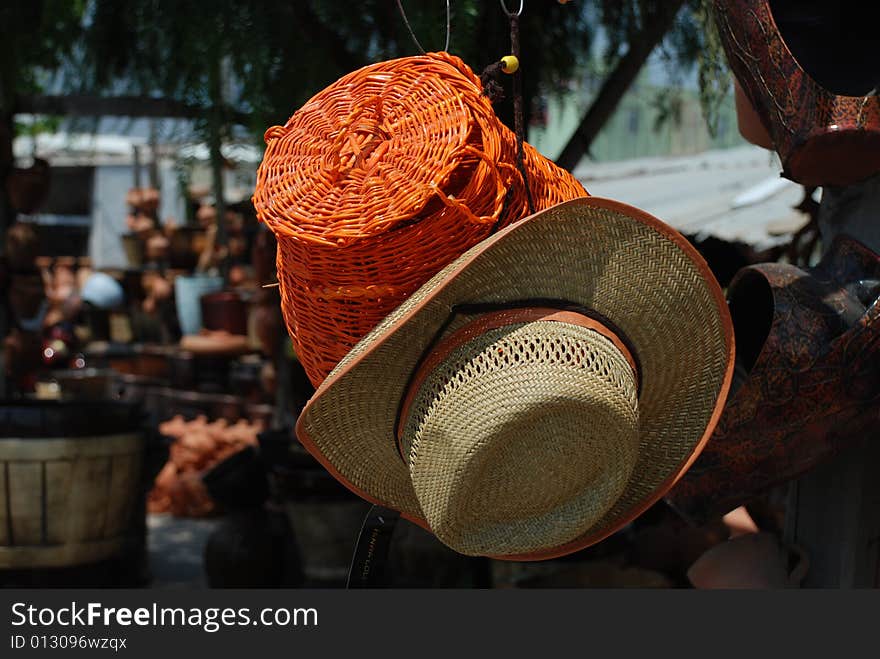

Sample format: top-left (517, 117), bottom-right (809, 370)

top-left (113, 373), bottom-right (166, 422)
top-left (0, 401), bottom-right (145, 569)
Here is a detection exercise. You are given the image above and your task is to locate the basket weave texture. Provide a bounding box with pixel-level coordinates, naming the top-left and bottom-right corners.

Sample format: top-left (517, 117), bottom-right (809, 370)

top-left (254, 52), bottom-right (587, 385)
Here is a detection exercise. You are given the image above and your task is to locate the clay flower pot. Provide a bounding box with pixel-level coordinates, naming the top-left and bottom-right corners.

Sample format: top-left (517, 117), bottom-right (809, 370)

top-left (126, 187), bottom-right (160, 214)
top-left (200, 291), bottom-right (248, 336)
top-left (6, 158), bottom-right (50, 214)
top-left (145, 231), bottom-right (171, 263)
top-left (7, 274), bottom-right (46, 326)
top-left (167, 226), bottom-right (208, 270)
top-left (733, 78), bottom-right (773, 150)
top-left (687, 532), bottom-right (808, 589)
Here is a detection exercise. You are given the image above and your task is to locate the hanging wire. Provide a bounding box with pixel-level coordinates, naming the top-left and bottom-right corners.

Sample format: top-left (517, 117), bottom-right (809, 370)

top-left (499, 0), bottom-right (524, 18)
top-left (500, 0), bottom-right (534, 213)
top-left (444, 0), bottom-right (451, 52)
top-left (396, 0), bottom-right (452, 54)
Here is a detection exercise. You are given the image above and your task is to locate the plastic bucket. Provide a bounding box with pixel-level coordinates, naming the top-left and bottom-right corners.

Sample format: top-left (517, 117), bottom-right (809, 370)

top-left (174, 275), bottom-right (223, 336)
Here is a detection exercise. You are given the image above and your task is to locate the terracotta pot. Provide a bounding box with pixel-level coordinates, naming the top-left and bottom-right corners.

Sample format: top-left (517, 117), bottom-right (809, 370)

top-left (126, 187), bottom-right (160, 214)
top-left (145, 231), bottom-right (170, 263)
top-left (100, 343), bottom-right (170, 380)
top-left (165, 347), bottom-right (236, 393)
top-left (228, 264), bottom-right (250, 288)
top-left (179, 332), bottom-right (250, 357)
top-left (5, 222), bottom-right (40, 271)
top-left (168, 226), bottom-right (208, 270)
top-left (733, 78), bottom-right (773, 149)
top-left (196, 204), bottom-right (217, 228)
top-left (252, 291), bottom-right (283, 358)
top-left (687, 532), bottom-right (808, 589)
top-left (118, 269), bottom-right (146, 303)
top-left (166, 350), bottom-right (198, 390)
top-left (126, 213), bottom-right (156, 236)
top-left (121, 234), bottom-right (145, 267)
top-left (156, 388), bottom-right (243, 423)
top-left (6, 158), bottom-right (50, 214)
top-left (252, 228), bottom-right (278, 287)
top-left (7, 274), bottom-right (46, 326)
top-left (230, 358), bottom-right (267, 404)
top-left (200, 291), bottom-right (248, 336)
top-left (3, 329), bottom-right (43, 386)
top-left (36, 368), bottom-right (116, 401)
top-left (246, 403), bottom-right (275, 428)
top-left (134, 345), bottom-right (173, 379)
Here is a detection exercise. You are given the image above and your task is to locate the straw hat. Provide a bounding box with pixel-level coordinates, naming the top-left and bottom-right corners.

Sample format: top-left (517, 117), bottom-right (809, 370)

top-left (296, 198), bottom-right (735, 560)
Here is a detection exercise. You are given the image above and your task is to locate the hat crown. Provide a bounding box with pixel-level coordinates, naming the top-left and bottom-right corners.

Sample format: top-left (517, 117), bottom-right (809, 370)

top-left (400, 317), bottom-right (640, 557)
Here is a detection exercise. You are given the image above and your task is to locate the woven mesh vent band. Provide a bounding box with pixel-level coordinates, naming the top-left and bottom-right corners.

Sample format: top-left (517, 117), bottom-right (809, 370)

top-left (400, 321), bottom-right (640, 556)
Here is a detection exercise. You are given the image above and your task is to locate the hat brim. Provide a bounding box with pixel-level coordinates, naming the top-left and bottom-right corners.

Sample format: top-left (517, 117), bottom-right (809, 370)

top-left (296, 197), bottom-right (735, 560)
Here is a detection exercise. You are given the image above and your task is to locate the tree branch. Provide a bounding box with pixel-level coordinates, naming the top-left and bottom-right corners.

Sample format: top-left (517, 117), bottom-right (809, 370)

top-left (555, 0), bottom-right (686, 172)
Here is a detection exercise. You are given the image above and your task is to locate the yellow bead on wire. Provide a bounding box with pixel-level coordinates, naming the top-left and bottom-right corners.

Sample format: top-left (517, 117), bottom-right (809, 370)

top-left (500, 55), bottom-right (519, 74)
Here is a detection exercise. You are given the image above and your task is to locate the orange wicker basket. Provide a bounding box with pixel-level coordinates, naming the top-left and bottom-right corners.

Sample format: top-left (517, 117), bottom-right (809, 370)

top-left (254, 52), bottom-right (587, 386)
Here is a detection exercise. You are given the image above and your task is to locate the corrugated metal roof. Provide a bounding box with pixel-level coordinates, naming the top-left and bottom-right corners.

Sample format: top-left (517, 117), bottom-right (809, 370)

top-left (576, 145), bottom-right (812, 250)
top-left (13, 132), bottom-right (263, 167)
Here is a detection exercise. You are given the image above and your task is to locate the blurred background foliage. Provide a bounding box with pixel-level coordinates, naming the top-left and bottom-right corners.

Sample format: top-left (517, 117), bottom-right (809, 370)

top-left (0, 0), bottom-right (730, 147)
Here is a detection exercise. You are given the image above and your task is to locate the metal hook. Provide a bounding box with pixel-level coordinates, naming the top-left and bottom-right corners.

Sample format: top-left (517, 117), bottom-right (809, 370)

top-left (499, 0), bottom-right (524, 18)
